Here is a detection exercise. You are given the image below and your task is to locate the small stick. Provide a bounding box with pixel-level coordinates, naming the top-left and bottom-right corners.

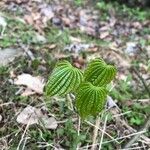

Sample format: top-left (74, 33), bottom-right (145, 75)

top-left (76, 116), bottom-right (81, 150)
top-left (103, 130), bottom-right (146, 144)
top-left (17, 122), bottom-right (30, 150)
top-left (19, 44), bottom-right (35, 60)
top-left (120, 145), bottom-right (147, 150)
top-left (112, 111), bottom-right (131, 117)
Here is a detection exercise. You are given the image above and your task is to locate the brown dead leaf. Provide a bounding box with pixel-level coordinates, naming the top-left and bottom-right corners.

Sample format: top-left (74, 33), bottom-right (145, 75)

top-left (40, 115), bottom-right (58, 129)
top-left (100, 31), bottom-right (109, 39)
top-left (31, 12), bottom-right (41, 21)
top-left (17, 106), bottom-right (58, 129)
top-left (62, 17), bottom-right (71, 27)
top-left (99, 25), bottom-right (110, 31)
top-left (14, 73), bottom-right (45, 94)
top-left (24, 15), bottom-right (34, 25)
top-left (87, 46), bottom-right (98, 52)
top-left (70, 36), bottom-right (82, 43)
top-left (132, 22), bottom-right (142, 29)
top-left (21, 88), bottom-right (36, 96)
top-left (48, 44), bottom-right (57, 50)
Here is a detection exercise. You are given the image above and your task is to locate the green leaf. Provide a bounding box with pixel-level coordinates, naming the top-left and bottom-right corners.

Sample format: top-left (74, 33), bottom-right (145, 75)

top-left (76, 82), bottom-right (107, 118)
top-left (45, 61), bottom-right (83, 96)
top-left (84, 58), bottom-right (117, 86)
top-left (94, 65), bottom-right (117, 86)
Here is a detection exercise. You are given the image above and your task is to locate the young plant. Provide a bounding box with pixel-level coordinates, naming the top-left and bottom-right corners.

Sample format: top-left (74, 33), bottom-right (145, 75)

top-left (45, 58), bottom-right (117, 118)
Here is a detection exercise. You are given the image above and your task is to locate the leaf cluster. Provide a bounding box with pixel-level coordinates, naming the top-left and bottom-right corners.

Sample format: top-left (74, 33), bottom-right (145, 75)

top-left (45, 58), bottom-right (117, 118)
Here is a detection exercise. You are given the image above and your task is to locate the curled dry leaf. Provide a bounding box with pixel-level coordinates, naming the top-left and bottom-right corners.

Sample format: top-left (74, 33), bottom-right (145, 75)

top-left (100, 31), bottom-right (109, 39)
top-left (17, 106), bottom-right (58, 129)
top-left (14, 73), bottom-right (45, 94)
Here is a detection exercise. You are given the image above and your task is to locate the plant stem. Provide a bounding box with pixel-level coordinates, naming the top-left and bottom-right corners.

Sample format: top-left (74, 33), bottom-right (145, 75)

top-left (66, 94), bottom-right (74, 111)
top-left (91, 116), bottom-right (101, 150)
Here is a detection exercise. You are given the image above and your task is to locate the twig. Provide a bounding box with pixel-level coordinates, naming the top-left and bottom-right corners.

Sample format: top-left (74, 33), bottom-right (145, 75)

top-left (112, 111), bottom-right (131, 118)
top-left (22, 137), bottom-right (30, 150)
top-left (103, 130), bottom-right (146, 144)
top-left (98, 114), bottom-right (108, 150)
top-left (0, 102), bottom-right (14, 107)
top-left (123, 116), bottom-right (150, 148)
top-left (37, 142), bottom-right (57, 149)
top-left (79, 143), bottom-right (98, 150)
top-left (76, 116), bottom-right (81, 150)
top-left (17, 122), bottom-right (29, 150)
top-left (133, 99), bottom-right (150, 102)
top-left (19, 44), bottom-right (35, 60)
top-left (120, 145), bottom-right (147, 150)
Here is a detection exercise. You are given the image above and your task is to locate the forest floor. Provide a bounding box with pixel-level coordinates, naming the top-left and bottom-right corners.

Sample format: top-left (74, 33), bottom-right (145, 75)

top-left (0, 0), bottom-right (150, 150)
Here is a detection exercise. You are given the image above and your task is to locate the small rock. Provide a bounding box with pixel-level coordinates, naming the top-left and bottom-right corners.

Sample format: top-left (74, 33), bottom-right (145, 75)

top-left (52, 17), bottom-right (62, 26)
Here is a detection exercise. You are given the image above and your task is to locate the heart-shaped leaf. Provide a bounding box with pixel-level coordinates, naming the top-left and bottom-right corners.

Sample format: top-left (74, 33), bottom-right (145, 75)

top-left (45, 61), bottom-right (83, 96)
top-left (84, 59), bottom-right (116, 86)
top-left (76, 82), bottom-right (107, 118)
